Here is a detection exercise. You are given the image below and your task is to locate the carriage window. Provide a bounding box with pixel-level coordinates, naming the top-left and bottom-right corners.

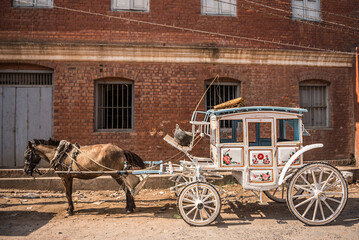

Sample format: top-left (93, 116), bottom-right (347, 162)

top-left (248, 122), bottom-right (272, 146)
top-left (277, 119), bottom-right (300, 142)
top-left (96, 82), bottom-right (133, 130)
top-left (220, 120), bottom-right (243, 143)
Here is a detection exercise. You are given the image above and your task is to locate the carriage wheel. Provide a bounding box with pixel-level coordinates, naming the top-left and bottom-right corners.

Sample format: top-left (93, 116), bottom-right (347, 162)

top-left (264, 169), bottom-right (304, 203)
top-left (173, 175), bottom-right (206, 197)
top-left (287, 163), bottom-right (348, 225)
top-left (177, 182), bottom-right (221, 226)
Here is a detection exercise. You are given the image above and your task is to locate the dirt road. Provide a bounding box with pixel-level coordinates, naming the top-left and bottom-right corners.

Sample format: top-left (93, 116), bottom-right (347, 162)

top-left (1, 184), bottom-right (358, 240)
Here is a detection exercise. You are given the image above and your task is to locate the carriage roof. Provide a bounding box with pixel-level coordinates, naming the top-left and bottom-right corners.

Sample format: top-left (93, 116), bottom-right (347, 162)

top-left (207, 106), bottom-right (307, 116)
top-left (191, 106), bottom-right (307, 123)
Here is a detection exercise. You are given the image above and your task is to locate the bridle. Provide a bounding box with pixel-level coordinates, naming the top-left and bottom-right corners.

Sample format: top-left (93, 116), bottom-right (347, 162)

top-left (24, 142), bottom-right (42, 176)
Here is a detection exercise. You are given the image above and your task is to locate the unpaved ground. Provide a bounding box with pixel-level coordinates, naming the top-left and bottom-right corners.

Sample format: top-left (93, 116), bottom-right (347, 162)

top-left (1, 184), bottom-right (358, 240)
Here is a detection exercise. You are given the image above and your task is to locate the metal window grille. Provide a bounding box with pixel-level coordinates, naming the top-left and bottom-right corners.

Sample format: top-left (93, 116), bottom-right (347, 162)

top-left (13, 0), bottom-right (53, 8)
top-left (96, 82), bottom-right (133, 130)
top-left (292, 0), bottom-right (321, 21)
top-left (202, 0), bottom-right (236, 16)
top-left (0, 72), bottom-right (52, 86)
top-left (112, 0), bottom-right (149, 11)
top-left (205, 82), bottom-right (240, 128)
top-left (299, 85), bottom-right (328, 127)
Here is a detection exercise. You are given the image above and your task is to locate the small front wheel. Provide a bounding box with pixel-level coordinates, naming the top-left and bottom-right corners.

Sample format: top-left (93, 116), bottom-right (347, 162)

top-left (287, 163), bottom-right (348, 225)
top-left (177, 182), bottom-right (221, 226)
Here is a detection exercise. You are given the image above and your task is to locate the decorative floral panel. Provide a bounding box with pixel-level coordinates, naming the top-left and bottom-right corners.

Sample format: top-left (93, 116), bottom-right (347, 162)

top-left (249, 169), bottom-right (273, 183)
top-left (221, 148), bottom-right (243, 167)
top-left (249, 150), bottom-right (272, 167)
top-left (278, 147), bottom-right (300, 166)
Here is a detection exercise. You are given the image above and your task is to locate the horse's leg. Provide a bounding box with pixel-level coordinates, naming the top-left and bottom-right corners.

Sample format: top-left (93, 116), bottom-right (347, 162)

top-left (61, 177), bottom-right (74, 215)
top-left (112, 176), bottom-right (136, 213)
top-left (125, 188), bottom-right (136, 213)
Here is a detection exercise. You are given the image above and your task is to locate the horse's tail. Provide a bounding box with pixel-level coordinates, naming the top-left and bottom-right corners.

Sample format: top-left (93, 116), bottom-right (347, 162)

top-left (123, 150), bottom-right (146, 169)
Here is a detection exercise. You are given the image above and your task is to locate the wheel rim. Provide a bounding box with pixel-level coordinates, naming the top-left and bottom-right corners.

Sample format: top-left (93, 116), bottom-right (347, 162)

top-left (287, 163), bottom-right (348, 225)
top-left (178, 182), bottom-right (221, 226)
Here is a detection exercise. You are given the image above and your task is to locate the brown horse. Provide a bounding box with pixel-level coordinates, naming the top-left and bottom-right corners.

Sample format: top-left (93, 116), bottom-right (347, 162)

top-left (24, 139), bottom-right (145, 216)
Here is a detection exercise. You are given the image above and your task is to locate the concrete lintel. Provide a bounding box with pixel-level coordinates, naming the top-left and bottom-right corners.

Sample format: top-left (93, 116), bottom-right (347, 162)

top-left (0, 42), bottom-right (354, 67)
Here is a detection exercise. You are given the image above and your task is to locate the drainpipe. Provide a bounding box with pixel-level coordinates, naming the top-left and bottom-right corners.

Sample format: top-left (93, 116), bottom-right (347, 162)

top-left (355, 47), bottom-right (359, 167)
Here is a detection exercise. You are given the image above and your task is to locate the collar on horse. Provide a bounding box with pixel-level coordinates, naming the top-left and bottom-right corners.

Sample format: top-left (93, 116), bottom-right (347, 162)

top-left (51, 140), bottom-right (80, 171)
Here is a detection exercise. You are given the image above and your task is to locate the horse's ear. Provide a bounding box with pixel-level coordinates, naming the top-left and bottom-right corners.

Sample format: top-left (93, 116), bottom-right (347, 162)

top-left (27, 141), bottom-right (32, 148)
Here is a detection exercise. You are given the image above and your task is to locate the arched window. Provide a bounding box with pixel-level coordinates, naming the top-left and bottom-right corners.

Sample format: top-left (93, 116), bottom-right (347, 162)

top-left (299, 80), bottom-right (329, 127)
top-left (95, 78), bottom-right (134, 131)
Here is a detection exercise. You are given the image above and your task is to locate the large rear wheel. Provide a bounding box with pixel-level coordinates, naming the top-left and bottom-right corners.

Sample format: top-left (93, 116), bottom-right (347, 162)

top-left (287, 163), bottom-right (348, 225)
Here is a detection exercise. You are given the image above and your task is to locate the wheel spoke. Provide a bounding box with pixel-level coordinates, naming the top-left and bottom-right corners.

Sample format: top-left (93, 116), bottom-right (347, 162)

top-left (300, 175), bottom-right (314, 191)
top-left (294, 184), bottom-right (312, 193)
top-left (294, 196), bottom-right (314, 208)
top-left (312, 199), bottom-right (319, 221)
top-left (318, 168), bottom-right (323, 189)
top-left (324, 192), bottom-right (343, 196)
top-left (200, 187), bottom-right (207, 200)
top-left (182, 204), bottom-right (196, 208)
top-left (319, 199), bottom-right (325, 221)
top-left (199, 208), bottom-right (204, 221)
top-left (203, 207), bottom-right (210, 218)
top-left (292, 194), bottom-right (312, 199)
top-left (311, 170), bottom-right (318, 189)
top-left (183, 197), bottom-right (195, 204)
top-left (322, 199), bottom-right (335, 214)
top-left (302, 198), bottom-right (315, 218)
top-left (185, 206), bottom-right (197, 216)
top-left (321, 172), bottom-right (334, 191)
top-left (203, 200), bottom-right (216, 204)
top-left (204, 205), bottom-right (216, 211)
top-left (327, 197), bottom-right (342, 204)
top-left (323, 179), bottom-right (340, 192)
top-left (202, 193), bottom-right (213, 202)
top-left (192, 208), bottom-right (199, 221)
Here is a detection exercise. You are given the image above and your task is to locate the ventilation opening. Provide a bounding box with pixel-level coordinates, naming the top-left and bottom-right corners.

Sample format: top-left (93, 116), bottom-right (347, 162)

top-left (0, 72), bottom-right (53, 86)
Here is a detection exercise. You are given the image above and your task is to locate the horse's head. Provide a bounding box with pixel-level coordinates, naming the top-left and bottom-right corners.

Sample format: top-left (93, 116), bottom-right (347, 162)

top-left (24, 139), bottom-right (60, 176)
top-left (24, 141), bottom-right (42, 176)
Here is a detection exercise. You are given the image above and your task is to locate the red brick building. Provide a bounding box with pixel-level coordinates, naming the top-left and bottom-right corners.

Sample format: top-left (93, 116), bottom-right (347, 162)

top-left (0, 0), bottom-right (358, 167)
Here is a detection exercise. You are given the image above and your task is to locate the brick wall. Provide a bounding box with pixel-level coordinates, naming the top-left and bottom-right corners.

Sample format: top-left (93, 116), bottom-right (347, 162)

top-left (1, 60), bottom-right (352, 163)
top-left (0, 0), bottom-right (358, 51)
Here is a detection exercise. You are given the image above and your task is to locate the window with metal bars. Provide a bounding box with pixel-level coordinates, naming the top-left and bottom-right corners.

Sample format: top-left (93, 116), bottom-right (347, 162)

top-left (299, 84), bottom-right (328, 127)
top-left (96, 82), bottom-right (133, 130)
top-left (201, 0), bottom-right (237, 16)
top-left (205, 82), bottom-right (240, 128)
top-left (13, 0), bottom-right (53, 8)
top-left (112, 0), bottom-right (149, 11)
top-left (292, 0), bottom-right (321, 22)
top-left (0, 72), bottom-right (52, 86)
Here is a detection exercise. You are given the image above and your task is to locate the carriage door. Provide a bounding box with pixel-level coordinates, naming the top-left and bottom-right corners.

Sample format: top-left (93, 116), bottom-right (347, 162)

top-left (0, 71), bottom-right (53, 167)
top-left (246, 118), bottom-right (275, 184)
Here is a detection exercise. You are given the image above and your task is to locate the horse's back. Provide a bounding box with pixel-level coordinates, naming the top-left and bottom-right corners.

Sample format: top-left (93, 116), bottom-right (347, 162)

top-left (75, 143), bottom-right (125, 171)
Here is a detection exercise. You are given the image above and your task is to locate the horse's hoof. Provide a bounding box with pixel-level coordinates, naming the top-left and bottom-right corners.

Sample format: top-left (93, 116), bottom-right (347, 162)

top-left (66, 211), bottom-right (74, 217)
top-left (125, 209), bottom-right (134, 214)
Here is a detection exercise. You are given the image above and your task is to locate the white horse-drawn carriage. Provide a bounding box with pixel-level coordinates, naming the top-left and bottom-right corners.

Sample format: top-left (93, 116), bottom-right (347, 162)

top-left (159, 106), bottom-right (348, 226)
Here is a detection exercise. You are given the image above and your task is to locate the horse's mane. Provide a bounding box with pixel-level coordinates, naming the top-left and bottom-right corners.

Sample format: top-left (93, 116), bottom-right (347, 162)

top-left (123, 150), bottom-right (146, 169)
top-left (32, 138), bottom-right (60, 146)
